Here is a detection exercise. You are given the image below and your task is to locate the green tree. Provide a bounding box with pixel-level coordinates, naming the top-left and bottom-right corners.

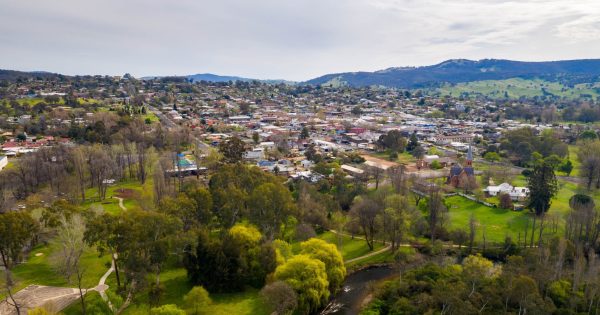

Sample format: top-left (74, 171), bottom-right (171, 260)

top-left (186, 187), bottom-right (214, 226)
top-left (527, 161), bottom-right (558, 247)
top-left (300, 238), bottom-right (346, 293)
top-left (558, 159), bottom-right (573, 176)
top-left (218, 136), bottom-right (247, 164)
top-left (579, 130), bottom-right (598, 141)
top-left (406, 132), bottom-right (419, 152)
top-left (462, 254), bottom-right (501, 297)
top-left (0, 211), bottom-right (39, 315)
top-left (430, 160), bottom-right (442, 169)
top-left (247, 183), bottom-right (295, 238)
top-left (483, 151), bottom-right (500, 162)
top-left (299, 127), bottom-right (310, 140)
top-left (274, 254), bottom-right (330, 314)
top-left (183, 286), bottom-right (212, 315)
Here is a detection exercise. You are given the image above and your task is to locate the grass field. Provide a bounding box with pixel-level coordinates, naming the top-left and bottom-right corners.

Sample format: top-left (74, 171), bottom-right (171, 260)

top-left (0, 241), bottom-right (111, 300)
top-left (447, 176), bottom-right (600, 243)
top-left (446, 195), bottom-right (529, 243)
top-left (433, 78), bottom-right (600, 100)
top-left (372, 151), bottom-right (415, 165)
top-left (291, 231), bottom-right (384, 262)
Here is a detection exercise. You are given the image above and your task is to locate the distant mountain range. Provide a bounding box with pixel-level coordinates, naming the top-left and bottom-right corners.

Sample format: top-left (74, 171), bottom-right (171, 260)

top-left (304, 59), bottom-right (600, 88)
top-left (141, 73), bottom-right (293, 85)
top-left (4, 58), bottom-right (600, 93)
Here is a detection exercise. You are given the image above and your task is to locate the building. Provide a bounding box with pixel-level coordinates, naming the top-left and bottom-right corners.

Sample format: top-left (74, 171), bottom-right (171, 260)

top-left (484, 183), bottom-right (530, 201)
top-left (447, 144), bottom-right (475, 187)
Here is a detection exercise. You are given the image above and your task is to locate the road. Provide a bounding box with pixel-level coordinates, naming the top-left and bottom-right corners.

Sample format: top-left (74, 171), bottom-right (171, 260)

top-left (147, 104), bottom-right (212, 154)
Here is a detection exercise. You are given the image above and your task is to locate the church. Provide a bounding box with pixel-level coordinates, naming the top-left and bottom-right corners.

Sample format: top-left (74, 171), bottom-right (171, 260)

top-left (447, 144), bottom-right (475, 187)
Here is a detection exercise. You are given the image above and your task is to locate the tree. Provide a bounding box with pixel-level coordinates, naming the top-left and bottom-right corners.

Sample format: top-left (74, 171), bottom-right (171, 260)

top-left (260, 281), bottom-right (298, 315)
top-left (85, 213), bottom-right (123, 290)
top-left (299, 126), bottom-right (310, 140)
top-left (304, 143), bottom-right (321, 163)
top-left (377, 130), bottom-right (407, 153)
top-left (150, 304), bottom-right (186, 315)
top-left (411, 145), bottom-right (425, 159)
top-left (468, 214), bottom-right (477, 252)
top-left (366, 166), bottom-right (384, 189)
top-left (54, 213), bottom-right (88, 314)
top-left (183, 286), bottom-right (211, 315)
top-left (247, 183), bottom-right (295, 239)
top-left (483, 152), bottom-right (500, 162)
top-left (566, 194), bottom-right (596, 245)
top-left (462, 254), bottom-right (501, 297)
top-left (382, 194), bottom-right (413, 249)
top-left (580, 130), bottom-right (598, 141)
top-left (577, 140), bottom-right (600, 190)
top-left (252, 131), bottom-right (260, 145)
top-left (0, 211), bottom-right (39, 315)
top-left (218, 136), bottom-right (246, 164)
top-left (349, 197), bottom-right (380, 250)
top-left (387, 165), bottom-right (406, 194)
top-left (427, 190), bottom-right (447, 242)
top-left (71, 146), bottom-right (87, 202)
top-left (406, 132), bottom-right (419, 152)
top-left (499, 193), bottom-right (514, 209)
top-left (527, 161), bottom-right (558, 246)
top-left (300, 238), bottom-right (346, 293)
top-left (274, 254), bottom-right (329, 314)
top-left (186, 187), bottom-right (214, 226)
top-left (558, 159), bottom-right (573, 176)
top-left (430, 160), bottom-right (442, 170)
top-left (450, 229), bottom-right (468, 249)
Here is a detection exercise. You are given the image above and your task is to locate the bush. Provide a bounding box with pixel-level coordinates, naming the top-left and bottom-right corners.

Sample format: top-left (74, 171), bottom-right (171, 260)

top-left (150, 304), bottom-right (186, 315)
top-left (499, 193), bottom-right (514, 209)
top-left (184, 286), bottom-right (212, 314)
top-left (260, 281), bottom-right (298, 315)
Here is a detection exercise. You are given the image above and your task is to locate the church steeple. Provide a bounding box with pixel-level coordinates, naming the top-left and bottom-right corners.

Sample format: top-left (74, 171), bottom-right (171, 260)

top-left (466, 143), bottom-right (473, 166)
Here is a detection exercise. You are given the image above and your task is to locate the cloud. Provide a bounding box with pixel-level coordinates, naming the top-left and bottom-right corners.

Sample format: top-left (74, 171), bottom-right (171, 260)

top-left (0, 0), bottom-right (599, 80)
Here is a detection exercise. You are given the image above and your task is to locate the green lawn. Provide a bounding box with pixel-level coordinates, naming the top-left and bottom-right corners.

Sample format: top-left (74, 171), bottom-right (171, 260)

top-left (447, 179), bottom-right (600, 243)
top-left (446, 196), bottom-right (530, 243)
top-left (82, 179), bottom-right (152, 214)
top-left (291, 231), bottom-right (384, 262)
top-left (109, 268), bottom-right (269, 315)
top-left (433, 78), bottom-right (600, 100)
top-left (0, 241), bottom-right (111, 299)
top-left (371, 151), bottom-right (415, 165)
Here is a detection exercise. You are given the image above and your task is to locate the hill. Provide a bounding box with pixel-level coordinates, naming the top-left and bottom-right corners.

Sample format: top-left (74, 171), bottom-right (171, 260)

top-left (305, 59), bottom-right (600, 89)
top-left (0, 69), bottom-right (61, 81)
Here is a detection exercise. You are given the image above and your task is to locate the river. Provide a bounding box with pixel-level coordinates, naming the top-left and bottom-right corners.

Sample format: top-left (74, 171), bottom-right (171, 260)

top-left (319, 265), bottom-right (397, 315)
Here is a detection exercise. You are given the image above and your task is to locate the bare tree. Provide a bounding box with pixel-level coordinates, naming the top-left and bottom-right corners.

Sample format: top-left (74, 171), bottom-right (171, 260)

top-left (54, 214), bottom-right (87, 314)
top-left (71, 147), bottom-right (88, 202)
top-left (387, 165), bottom-right (407, 194)
top-left (427, 190), bottom-right (447, 242)
top-left (349, 197), bottom-right (380, 251)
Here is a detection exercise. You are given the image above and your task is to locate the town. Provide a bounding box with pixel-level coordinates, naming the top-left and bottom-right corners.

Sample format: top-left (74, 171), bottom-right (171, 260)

top-left (0, 71), bottom-right (599, 315)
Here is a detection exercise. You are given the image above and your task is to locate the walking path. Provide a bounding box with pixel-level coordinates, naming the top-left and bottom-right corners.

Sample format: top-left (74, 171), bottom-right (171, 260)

top-left (114, 196), bottom-right (126, 211)
top-left (1, 197), bottom-right (129, 314)
top-left (329, 230), bottom-right (392, 264)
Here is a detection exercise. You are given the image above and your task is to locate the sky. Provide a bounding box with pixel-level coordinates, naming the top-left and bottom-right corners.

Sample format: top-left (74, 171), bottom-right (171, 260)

top-left (1, 0), bottom-right (600, 81)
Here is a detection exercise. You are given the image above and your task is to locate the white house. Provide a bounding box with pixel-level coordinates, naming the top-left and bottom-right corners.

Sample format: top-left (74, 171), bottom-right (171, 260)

top-left (0, 156), bottom-right (7, 171)
top-left (484, 183), bottom-right (530, 201)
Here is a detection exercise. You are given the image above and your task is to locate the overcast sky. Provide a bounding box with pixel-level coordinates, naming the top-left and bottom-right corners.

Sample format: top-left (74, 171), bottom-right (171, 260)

top-left (1, 0), bottom-right (600, 81)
